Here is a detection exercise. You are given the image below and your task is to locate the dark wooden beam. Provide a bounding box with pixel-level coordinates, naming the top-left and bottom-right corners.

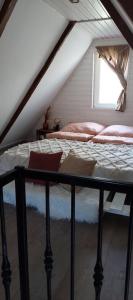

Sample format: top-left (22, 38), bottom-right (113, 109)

top-left (0, 0), bottom-right (17, 37)
top-left (0, 0), bottom-right (5, 10)
top-left (100, 0), bottom-right (133, 49)
top-left (118, 0), bottom-right (133, 22)
top-left (0, 21), bottom-right (76, 143)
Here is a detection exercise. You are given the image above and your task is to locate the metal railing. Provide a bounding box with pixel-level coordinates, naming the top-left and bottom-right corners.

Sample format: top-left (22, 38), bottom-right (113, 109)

top-left (0, 166), bottom-right (133, 300)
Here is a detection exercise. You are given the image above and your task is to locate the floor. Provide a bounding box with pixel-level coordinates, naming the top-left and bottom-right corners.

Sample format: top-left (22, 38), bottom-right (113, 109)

top-left (0, 204), bottom-right (133, 300)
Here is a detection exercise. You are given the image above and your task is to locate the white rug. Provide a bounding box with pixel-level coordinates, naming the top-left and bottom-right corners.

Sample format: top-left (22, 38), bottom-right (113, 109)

top-left (3, 182), bottom-right (108, 223)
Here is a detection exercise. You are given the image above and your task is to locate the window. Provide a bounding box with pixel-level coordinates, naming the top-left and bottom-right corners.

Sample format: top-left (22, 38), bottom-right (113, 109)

top-left (93, 49), bottom-right (122, 109)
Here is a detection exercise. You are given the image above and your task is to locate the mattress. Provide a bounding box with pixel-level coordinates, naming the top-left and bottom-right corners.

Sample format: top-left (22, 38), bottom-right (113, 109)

top-left (0, 138), bottom-right (133, 222)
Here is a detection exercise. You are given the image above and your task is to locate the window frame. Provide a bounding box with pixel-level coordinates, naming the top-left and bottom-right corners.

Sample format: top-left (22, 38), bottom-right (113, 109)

top-left (92, 48), bottom-right (120, 110)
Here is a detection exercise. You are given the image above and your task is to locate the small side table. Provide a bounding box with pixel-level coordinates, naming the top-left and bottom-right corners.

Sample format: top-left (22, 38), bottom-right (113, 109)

top-left (36, 129), bottom-right (54, 140)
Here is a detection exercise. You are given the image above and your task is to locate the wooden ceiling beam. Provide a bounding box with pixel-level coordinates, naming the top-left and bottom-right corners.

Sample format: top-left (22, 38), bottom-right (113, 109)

top-left (0, 21), bottom-right (76, 143)
top-left (0, 0), bottom-right (17, 37)
top-left (100, 0), bottom-right (133, 49)
top-left (118, 0), bottom-right (133, 22)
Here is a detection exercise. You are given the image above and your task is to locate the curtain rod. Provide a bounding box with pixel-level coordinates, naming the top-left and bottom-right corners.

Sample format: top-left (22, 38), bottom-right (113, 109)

top-left (77, 17), bottom-right (112, 23)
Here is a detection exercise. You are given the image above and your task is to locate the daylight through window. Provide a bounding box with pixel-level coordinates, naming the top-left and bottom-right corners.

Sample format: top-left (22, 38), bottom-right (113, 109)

top-left (93, 50), bottom-right (122, 109)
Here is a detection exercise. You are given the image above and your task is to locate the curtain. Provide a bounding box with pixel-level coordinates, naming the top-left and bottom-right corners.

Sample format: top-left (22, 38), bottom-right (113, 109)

top-left (96, 45), bottom-right (129, 112)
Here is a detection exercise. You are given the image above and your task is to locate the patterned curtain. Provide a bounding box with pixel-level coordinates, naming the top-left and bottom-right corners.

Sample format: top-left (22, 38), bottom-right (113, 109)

top-left (96, 45), bottom-right (129, 112)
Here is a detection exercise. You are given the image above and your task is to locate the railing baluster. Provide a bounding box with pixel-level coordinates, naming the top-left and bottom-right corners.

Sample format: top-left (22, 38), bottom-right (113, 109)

top-left (93, 189), bottom-right (104, 300)
top-left (124, 193), bottom-right (133, 300)
top-left (44, 183), bottom-right (53, 300)
top-left (15, 166), bottom-right (30, 300)
top-left (0, 188), bottom-right (11, 300)
top-left (70, 185), bottom-right (75, 300)
top-left (1, 167), bottom-right (133, 300)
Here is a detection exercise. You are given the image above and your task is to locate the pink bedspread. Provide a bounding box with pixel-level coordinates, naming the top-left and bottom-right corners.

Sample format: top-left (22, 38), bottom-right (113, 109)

top-left (92, 135), bottom-right (133, 145)
top-left (46, 131), bottom-right (94, 142)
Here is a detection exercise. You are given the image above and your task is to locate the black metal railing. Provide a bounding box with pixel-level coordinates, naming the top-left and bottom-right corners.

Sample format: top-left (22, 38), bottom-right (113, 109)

top-left (0, 166), bottom-right (133, 300)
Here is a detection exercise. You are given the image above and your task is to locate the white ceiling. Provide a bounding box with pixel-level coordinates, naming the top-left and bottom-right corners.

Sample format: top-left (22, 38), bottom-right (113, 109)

top-left (43, 0), bottom-right (122, 39)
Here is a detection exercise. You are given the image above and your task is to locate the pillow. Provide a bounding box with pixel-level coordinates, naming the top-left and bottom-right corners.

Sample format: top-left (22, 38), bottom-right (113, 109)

top-left (28, 151), bottom-right (63, 185)
top-left (92, 135), bottom-right (133, 145)
top-left (61, 122), bottom-right (105, 135)
top-left (46, 131), bottom-right (94, 142)
top-left (99, 125), bottom-right (133, 138)
top-left (59, 151), bottom-right (97, 191)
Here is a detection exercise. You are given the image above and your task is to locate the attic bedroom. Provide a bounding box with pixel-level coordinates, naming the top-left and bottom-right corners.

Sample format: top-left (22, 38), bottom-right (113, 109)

top-left (0, 0), bottom-right (133, 299)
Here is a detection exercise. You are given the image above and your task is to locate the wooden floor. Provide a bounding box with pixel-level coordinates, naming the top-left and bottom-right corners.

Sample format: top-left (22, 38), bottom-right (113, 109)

top-left (0, 204), bottom-right (133, 300)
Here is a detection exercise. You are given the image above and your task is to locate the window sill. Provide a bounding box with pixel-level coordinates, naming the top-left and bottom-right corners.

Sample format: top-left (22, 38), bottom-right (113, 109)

top-left (92, 105), bottom-right (116, 111)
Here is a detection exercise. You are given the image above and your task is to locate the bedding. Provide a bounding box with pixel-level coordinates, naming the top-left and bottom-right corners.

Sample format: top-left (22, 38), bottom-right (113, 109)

top-left (61, 122), bottom-right (105, 135)
top-left (92, 135), bottom-right (133, 145)
top-left (1, 138), bottom-right (133, 181)
top-left (1, 138), bottom-right (133, 222)
top-left (59, 150), bottom-right (97, 192)
top-left (59, 150), bottom-right (96, 177)
top-left (28, 151), bottom-right (63, 185)
top-left (99, 125), bottom-right (133, 137)
top-left (46, 131), bottom-right (94, 142)
top-left (1, 138), bottom-right (133, 176)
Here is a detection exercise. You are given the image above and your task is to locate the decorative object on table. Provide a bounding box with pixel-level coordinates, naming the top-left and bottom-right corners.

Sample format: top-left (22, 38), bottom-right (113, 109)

top-left (53, 118), bottom-right (61, 131)
top-left (43, 106), bottom-right (51, 130)
top-left (36, 128), bottom-right (55, 140)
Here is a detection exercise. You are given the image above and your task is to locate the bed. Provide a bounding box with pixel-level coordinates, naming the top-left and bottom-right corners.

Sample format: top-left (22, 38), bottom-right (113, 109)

top-left (1, 132), bottom-right (133, 223)
top-left (1, 122), bottom-right (133, 222)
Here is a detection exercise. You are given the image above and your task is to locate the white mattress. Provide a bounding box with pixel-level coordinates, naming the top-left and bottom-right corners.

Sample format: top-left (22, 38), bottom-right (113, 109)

top-left (1, 139), bottom-right (133, 222)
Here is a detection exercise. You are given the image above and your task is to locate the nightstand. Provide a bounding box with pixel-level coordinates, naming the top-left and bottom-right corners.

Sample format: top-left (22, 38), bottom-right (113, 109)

top-left (36, 128), bottom-right (55, 140)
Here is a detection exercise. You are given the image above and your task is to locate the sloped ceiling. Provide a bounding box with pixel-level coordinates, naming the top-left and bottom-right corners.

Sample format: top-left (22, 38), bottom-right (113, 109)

top-left (0, 0), bottom-right (18, 37)
top-left (44, 0), bottom-right (122, 38)
top-left (4, 24), bottom-right (92, 145)
top-left (0, 0), bottom-right (92, 146)
top-left (1, 0), bottom-right (129, 146)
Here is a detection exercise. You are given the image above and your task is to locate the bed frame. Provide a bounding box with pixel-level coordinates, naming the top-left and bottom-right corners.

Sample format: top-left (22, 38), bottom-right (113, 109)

top-left (0, 166), bottom-right (133, 300)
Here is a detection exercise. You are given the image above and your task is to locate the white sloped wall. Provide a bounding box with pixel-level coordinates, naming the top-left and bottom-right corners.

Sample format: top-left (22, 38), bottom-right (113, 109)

top-left (0, 0), bottom-right (67, 144)
top-left (1, 0), bottom-right (92, 146)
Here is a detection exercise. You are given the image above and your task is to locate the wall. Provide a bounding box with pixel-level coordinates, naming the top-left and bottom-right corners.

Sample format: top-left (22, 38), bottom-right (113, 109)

top-left (0, 0), bottom-right (67, 145)
top-left (0, 0), bottom-right (92, 145)
top-left (4, 24), bottom-right (92, 145)
top-left (50, 37), bottom-right (133, 127)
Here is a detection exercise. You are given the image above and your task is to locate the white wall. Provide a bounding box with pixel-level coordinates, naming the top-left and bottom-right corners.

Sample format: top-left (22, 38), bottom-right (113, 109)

top-left (0, 0), bottom-right (67, 144)
top-left (50, 37), bottom-right (133, 127)
top-left (3, 23), bottom-right (92, 144)
top-left (0, 0), bottom-right (92, 145)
